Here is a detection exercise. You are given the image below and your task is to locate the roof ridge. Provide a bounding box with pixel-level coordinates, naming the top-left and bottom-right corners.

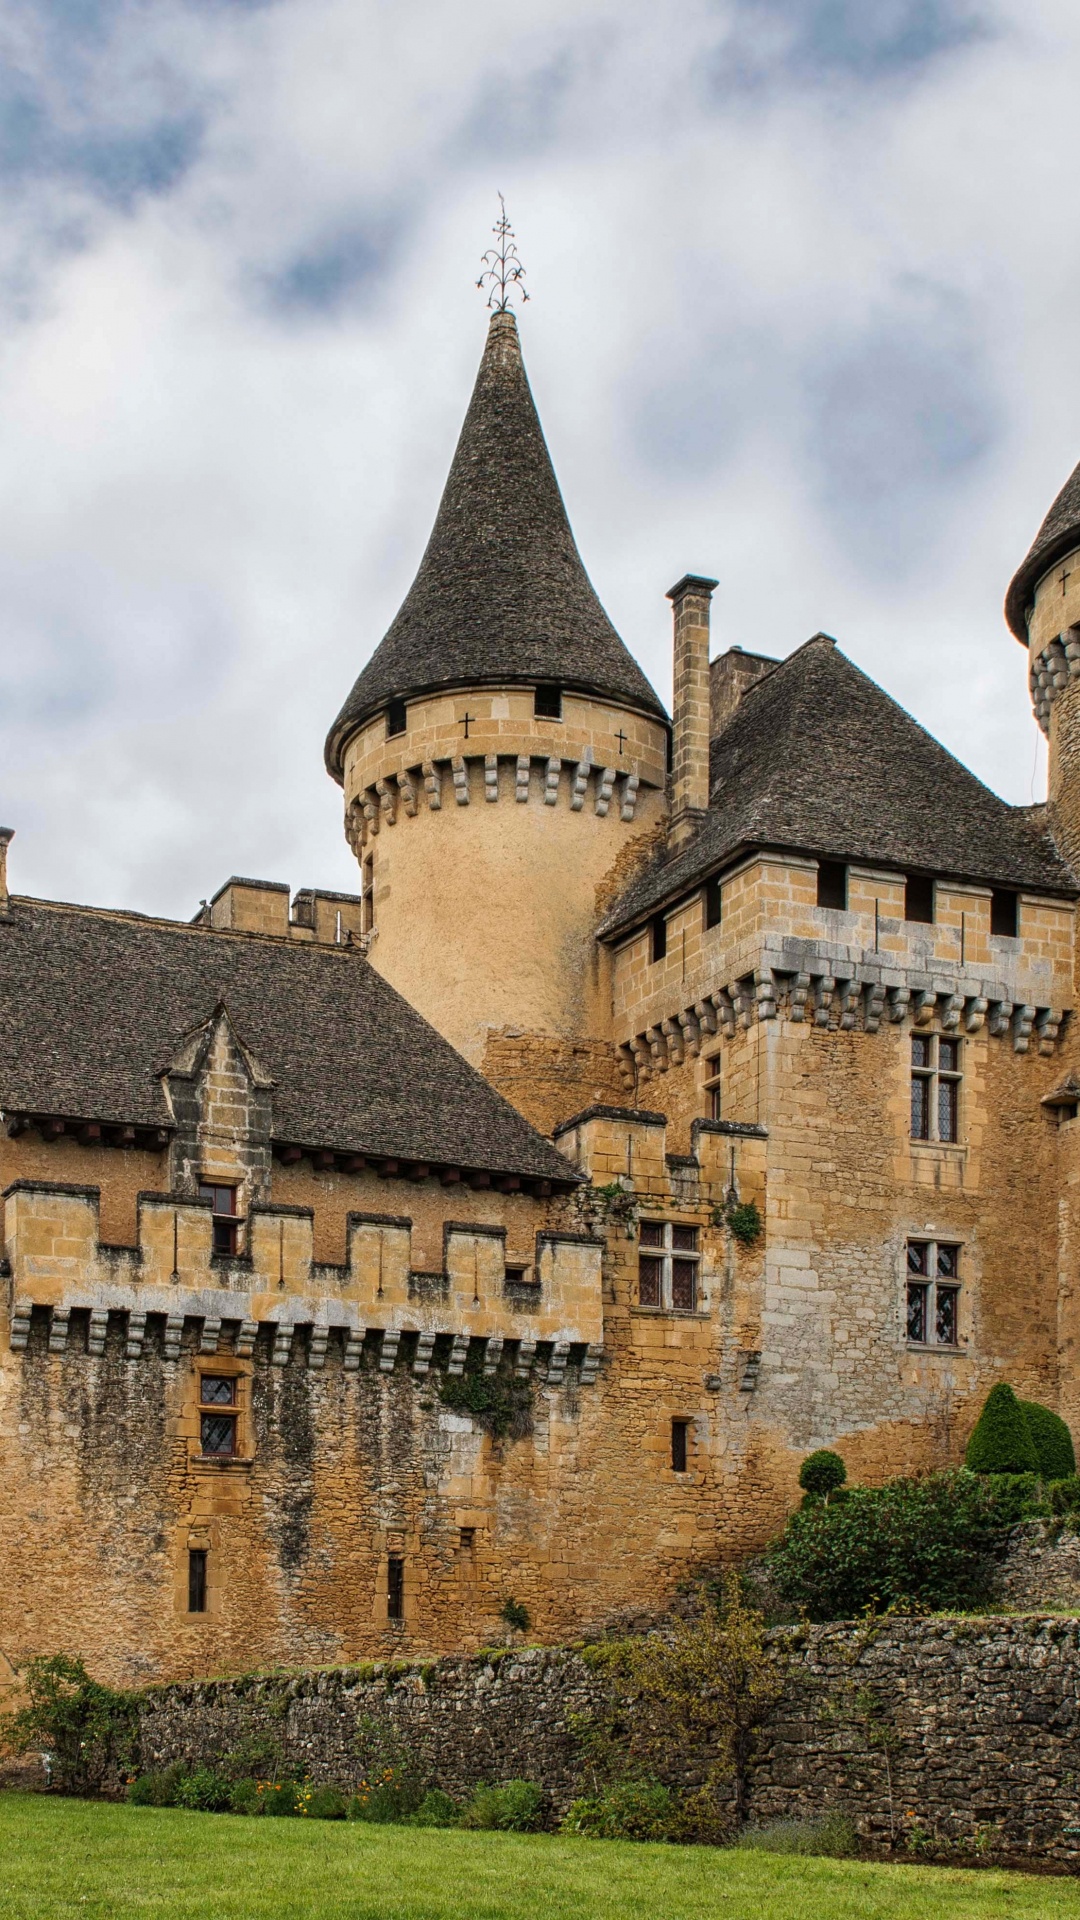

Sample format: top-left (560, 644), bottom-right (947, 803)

top-left (6, 895), bottom-right (365, 959)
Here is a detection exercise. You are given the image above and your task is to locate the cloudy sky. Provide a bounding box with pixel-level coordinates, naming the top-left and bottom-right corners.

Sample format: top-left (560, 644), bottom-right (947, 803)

top-left (0, 0), bottom-right (1077, 918)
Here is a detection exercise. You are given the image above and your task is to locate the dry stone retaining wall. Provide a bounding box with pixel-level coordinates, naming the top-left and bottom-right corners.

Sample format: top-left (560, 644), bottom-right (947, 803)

top-left (137, 1615), bottom-right (1080, 1863)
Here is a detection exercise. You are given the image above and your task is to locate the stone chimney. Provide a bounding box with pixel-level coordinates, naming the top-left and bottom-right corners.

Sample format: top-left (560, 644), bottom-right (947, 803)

top-left (710, 647), bottom-right (780, 737)
top-left (0, 828), bottom-right (13, 917)
top-left (667, 574), bottom-right (717, 850)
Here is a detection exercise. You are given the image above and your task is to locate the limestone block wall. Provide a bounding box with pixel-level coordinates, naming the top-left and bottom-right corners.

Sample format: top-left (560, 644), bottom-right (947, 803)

top-left (136, 1618), bottom-right (1080, 1862)
top-left (338, 686), bottom-right (669, 1067)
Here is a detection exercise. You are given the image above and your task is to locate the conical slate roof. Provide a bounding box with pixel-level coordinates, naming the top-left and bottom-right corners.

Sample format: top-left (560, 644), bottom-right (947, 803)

top-left (325, 310), bottom-right (666, 778)
top-left (1005, 456), bottom-right (1080, 640)
top-left (599, 635), bottom-right (1075, 938)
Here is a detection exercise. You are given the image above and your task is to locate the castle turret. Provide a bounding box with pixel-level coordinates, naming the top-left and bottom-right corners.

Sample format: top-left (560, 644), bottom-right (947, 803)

top-left (1006, 457), bottom-right (1080, 869)
top-left (325, 311), bottom-right (669, 1113)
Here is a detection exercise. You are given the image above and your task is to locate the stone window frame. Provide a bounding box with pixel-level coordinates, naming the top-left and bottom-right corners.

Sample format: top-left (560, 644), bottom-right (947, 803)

top-left (701, 1047), bottom-right (723, 1122)
top-left (198, 1181), bottom-right (243, 1257)
top-left (910, 1033), bottom-right (962, 1144)
top-left (192, 1361), bottom-right (251, 1467)
top-left (638, 1219), bottom-right (700, 1313)
top-left (906, 1239), bottom-right (962, 1350)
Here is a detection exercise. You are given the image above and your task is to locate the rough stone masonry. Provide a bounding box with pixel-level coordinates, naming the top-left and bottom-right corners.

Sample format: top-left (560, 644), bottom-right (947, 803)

top-left (137, 1615), bottom-right (1080, 1863)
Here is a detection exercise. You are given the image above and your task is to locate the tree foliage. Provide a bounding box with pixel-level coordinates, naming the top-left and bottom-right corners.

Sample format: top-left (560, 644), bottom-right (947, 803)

top-left (597, 1574), bottom-right (783, 1830)
top-left (0, 1654), bottom-right (138, 1794)
top-left (964, 1384), bottom-right (1039, 1475)
top-left (1019, 1401), bottom-right (1076, 1481)
top-left (766, 1470), bottom-right (1010, 1620)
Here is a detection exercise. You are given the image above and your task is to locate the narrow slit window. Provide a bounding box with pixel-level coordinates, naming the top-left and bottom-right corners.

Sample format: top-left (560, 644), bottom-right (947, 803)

top-left (702, 1051), bottom-right (722, 1121)
top-left (905, 874), bottom-right (935, 924)
top-left (906, 1241), bottom-right (961, 1348)
top-left (637, 1221), bottom-right (700, 1312)
top-left (650, 913), bottom-right (668, 963)
top-left (671, 1419), bottom-right (689, 1473)
top-left (704, 875), bottom-right (723, 930)
top-left (386, 698), bottom-right (407, 737)
top-left (990, 889), bottom-right (1018, 938)
top-left (188, 1548), bottom-right (207, 1614)
top-left (387, 1555), bottom-right (405, 1621)
top-left (816, 861), bottom-right (847, 910)
top-left (534, 684), bottom-right (562, 719)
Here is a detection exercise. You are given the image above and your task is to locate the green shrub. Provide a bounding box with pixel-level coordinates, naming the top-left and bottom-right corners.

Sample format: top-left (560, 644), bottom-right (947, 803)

top-left (500, 1598), bottom-right (530, 1633)
top-left (735, 1812), bottom-right (858, 1858)
top-left (406, 1789), bottom-right (460, 1828)
top-left (304, 1785), bottom-right (348, 1820)
top-left (965, 1384), bottom-right (1039, 1475)
top-left (798, 1451), bottom-right (847, 1498)
top-left (562, 1779), bottom-right (676, 1841)
top-left (174, 1768), bottom-right (233, 1813)
top-left (767, 1469), bottom-right (1007, 1619)
top-left (985, 1472), bottom-right (1046, 1524)
top-left (1020, 1402), bottom-right (1076, 1481)
top-left (228, 1778), bottom-right (264, 1816)
top-left (460, 1779), bottom-right (545, 1832)
top-left (259, 1781), bottom-right (301, 1817)
top-left (726, 1200), bottom-right (763, 1246)
top-left (126, 1765), bottom-right (185, 1808)
top-left (1050, 1474), bottom-right (1080, 1516)
top-left (0, 1654), bottom-right (138, 1795)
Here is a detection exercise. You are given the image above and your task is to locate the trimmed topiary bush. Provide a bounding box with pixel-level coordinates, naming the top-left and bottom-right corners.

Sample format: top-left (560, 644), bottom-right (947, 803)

top-left (1020, 1401), bottom-right (1076, 1481)
top-left (798, 1451), bottom-right (847, 1499)
top-left (965, 1384), bottom-right (1039, 1475)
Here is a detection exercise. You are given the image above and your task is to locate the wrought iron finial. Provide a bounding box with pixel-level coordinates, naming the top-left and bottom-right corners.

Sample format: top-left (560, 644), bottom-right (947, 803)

top-left (476, 194), bottom-right (529, 312)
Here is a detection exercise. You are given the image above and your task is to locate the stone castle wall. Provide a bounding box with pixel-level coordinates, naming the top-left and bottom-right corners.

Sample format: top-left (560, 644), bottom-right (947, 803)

top-left (136, 1615), bottom-right (1080, 1863)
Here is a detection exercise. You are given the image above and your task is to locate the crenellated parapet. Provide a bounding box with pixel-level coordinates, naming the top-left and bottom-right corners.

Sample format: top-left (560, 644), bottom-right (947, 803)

top-left (1030, 624), bottom-right (1080, 735)
top-left (346, 750), bottom-right (646, 853)
top-left (2, 1181), bottom-right (603, 1376)
top-left (617, 938), bottom-right (1065, 1085)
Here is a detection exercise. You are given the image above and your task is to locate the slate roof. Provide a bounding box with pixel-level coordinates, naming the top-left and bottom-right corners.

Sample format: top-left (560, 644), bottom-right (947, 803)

top-left (0, 899), bottom-right (578, 1183)
top-left (599, 635), bottom-right (1076, 939)
top-left (325, 310), bottom-right (666, 778)
top-left (1006, 456), bottom-right (1080, 640)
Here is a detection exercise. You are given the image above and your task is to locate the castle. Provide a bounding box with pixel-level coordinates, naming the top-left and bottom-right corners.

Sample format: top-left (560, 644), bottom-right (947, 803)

top-left (3, 303), bottom-right (1080, 1686)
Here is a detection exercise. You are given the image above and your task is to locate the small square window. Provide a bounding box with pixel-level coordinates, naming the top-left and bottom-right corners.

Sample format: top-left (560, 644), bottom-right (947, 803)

top-left (637, 1222), bottom-right (701, 1312)
top-left (817, 861), bottom-right (847, 910)
top-left (534, 685), bottom-right (562, 719)
top-left (387, 698), bottom-right (407, 737)
top-left (650, 914), bottom-right (668, 963)
top-left (704, 876), bottom-right (723, 930)
top-left (905, 874), bottom-right (935, 924)
top-left (990, 889), bottom-right (1018, 938)
top-left (459, 1527), bottom-right (475, 1553)
top-left (198, 1183), bottom-right (240, 1258)
top-left (199, 1374), bottom-right (238, 1457)
top-left (671, 1419), bottom-right (689, 1473)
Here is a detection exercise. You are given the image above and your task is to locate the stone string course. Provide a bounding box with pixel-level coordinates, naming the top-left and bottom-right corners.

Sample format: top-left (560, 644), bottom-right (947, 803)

top-left (139, 1616), bottom-right (1080, 1863)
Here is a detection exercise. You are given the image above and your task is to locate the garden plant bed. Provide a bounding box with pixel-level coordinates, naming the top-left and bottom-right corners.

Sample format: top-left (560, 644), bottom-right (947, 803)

top-left (3, 1793), bottom-right (1080, 1920)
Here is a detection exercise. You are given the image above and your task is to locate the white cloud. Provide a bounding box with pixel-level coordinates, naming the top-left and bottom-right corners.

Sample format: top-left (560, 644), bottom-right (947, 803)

top-left (0, 0), bottom-right (1075, 914)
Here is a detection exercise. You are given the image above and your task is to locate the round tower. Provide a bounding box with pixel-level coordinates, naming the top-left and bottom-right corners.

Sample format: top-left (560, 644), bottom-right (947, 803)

top-left (1006, 457), bottom-right (1080, 867)
top-left (324, 310), bottom-right (669, 1099)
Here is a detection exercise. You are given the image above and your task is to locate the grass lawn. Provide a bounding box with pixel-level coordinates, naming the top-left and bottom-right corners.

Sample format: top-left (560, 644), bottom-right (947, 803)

top-left (2, 1793), bottom-right (1080, 1920)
